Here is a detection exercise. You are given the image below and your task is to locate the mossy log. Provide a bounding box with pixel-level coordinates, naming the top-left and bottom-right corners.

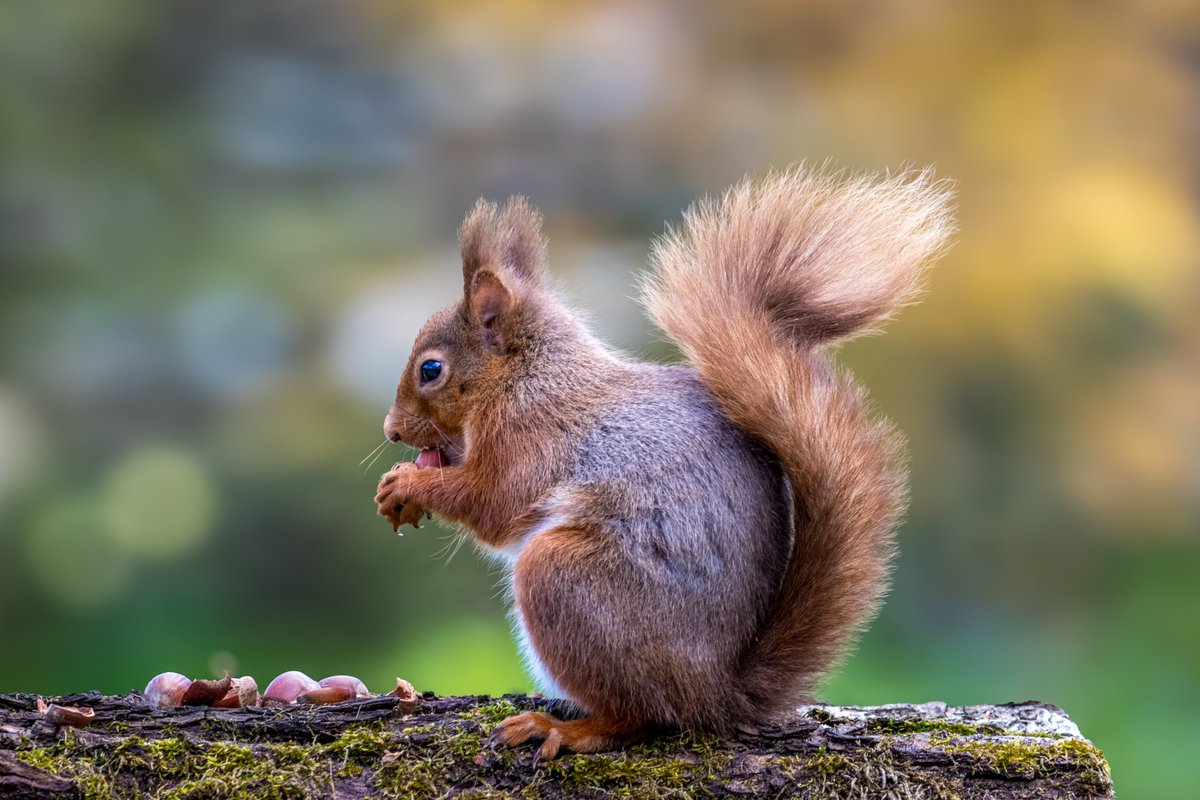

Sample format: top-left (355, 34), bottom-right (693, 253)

top-left (0, 691), bottom-right (1112, 799)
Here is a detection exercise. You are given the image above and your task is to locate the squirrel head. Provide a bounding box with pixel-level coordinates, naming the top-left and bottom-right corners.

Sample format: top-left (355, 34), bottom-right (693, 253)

top-left (384, 197), bottom-right (548, 466)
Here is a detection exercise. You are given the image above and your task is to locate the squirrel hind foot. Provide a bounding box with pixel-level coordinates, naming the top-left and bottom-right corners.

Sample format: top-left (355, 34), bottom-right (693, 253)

top-left (490, 711), bottom-right (643, 761)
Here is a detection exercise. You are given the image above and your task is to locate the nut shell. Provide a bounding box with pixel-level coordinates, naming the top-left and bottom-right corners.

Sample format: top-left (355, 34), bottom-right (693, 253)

top-left (297, 686), bottom-right (356, 705)
top-left (42, 703), bottom-right (95, 728)
top-left (213, 676), bottom-right (260, 708)
top-left (263, 670), bottom-right (319, 705)
top-left (390, 677), bottom-right (418, 713)
top-left (318, 675), bottom-right (370, 699)
top-left (180, 673), bottom-right (233, 706)
top-left (143, 672), bottom-right (193, 709)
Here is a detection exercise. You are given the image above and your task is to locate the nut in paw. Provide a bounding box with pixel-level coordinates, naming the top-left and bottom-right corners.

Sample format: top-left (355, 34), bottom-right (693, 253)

top-left (375, 464), bottom-right (426, 530)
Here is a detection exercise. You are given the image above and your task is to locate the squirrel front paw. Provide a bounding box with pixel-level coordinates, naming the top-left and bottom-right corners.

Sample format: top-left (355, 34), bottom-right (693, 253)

top-left (375, 462), bottom-right (426, 531)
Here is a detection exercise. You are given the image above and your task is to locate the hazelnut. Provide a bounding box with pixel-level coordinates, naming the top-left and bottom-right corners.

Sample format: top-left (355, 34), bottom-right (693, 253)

top-left (143, 672), bottom-right (193, 709)
top-left (262, 670), bottom-right (319, 705)
top-left (297, 686), bottom-right (356, 705)
top-left (318, 675), bottom-right (370, 699)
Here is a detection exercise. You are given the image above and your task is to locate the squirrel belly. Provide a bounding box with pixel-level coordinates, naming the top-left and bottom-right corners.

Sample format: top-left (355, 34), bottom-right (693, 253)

top-left (377, 167), bottom-right (954, 752)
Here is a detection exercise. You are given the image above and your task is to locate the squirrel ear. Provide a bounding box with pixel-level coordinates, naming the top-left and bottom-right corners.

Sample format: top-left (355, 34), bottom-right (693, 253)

top-left (469, 269), bottom-right (514, 351)
top-left (460, 196), bottom-right (546, 294)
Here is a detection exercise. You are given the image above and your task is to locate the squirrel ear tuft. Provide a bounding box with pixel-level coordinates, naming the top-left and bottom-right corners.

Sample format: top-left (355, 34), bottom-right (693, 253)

top-left (460, 196), bottom-right (546, 294)
top-left (468, 269), bottom-right (514, 351)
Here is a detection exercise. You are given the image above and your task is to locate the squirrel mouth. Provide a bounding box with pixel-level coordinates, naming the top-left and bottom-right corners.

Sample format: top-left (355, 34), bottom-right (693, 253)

top-left (414, 447), bottom-right (451, 469)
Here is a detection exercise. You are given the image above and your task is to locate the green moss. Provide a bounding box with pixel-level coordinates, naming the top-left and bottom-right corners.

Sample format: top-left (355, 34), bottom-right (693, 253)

top-left (157, 743), bottom-right (332, 800)
top-left (18, 741), bottom-right (115, 800)
top-left (765, 735), bottom-right (1108, 799)
top-left (807, 707), bottom-right (834, 723)
top-left (794, 744), bottom-right (962, 800)
top-left (373, 748), bottom-right (448, 798)
top-left (372, 715), bottom-right (495, 797)
top-left (322, 723), bottom-right (394, 762)
top-left (541, 733), bottom-right (731, 799)
top-left (266, 742), bottom-right (316, 768)
top-left (1052, 739), bottom-right (1114, 794)
top-left (769, 747), bottom-right (854, 787)
top-left (10, 702), bottom-right (1112, 799)
top-left (353, 700), bottom-right (740, 798)
top-left (453, 790), bottom-right (523, 799)
top-left (10, 724), bottom-right (410, 800)
top-left (944, 735), bottom-right (1112, 792)
top-left (805, 748), bottom-right (851, 775)
top-left (15, 748), bottom-right (60, 773)
top-left (463, 699), bottom-right (523, 728)
top-left (865, 718), bottom-right (1005, 737)
top-left (812, 711), bottom-right (1070, 743)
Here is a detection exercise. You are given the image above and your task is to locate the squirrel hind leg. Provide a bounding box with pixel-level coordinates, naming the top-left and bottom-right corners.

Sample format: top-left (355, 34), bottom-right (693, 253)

top-left (490, 711), bottom-right (647, 761)
top-left (513, 516), bottom-right (756, 733)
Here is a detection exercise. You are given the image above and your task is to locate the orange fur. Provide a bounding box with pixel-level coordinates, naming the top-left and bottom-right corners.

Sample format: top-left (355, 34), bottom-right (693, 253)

top-left (376, 166), bottom-right (955, 756)
top-left (643, 167), bottom-right (954, 711)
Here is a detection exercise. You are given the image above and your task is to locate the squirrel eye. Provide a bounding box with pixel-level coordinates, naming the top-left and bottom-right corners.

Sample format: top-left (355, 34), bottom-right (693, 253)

top-left (419, 359), bottom-right (443, 385)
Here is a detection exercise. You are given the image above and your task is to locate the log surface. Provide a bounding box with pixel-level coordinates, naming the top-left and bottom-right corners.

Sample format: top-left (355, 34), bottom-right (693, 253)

top-left (0, 691), bottom-right (1113, 799)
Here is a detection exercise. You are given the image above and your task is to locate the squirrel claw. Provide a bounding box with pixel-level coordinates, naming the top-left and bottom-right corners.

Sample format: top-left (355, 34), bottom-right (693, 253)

top-left (489, 712), bottom-right (579, 761)
top-left (490, 711), bottom-right (553, 749)
top-left (533, 728), bottom-right (563, 763)
top-left (492, 711), bottom-right (635, 759)
top-left (376, 467), bottom-right (427, 530)
top-left (383, 502), bottom-right (424, 531)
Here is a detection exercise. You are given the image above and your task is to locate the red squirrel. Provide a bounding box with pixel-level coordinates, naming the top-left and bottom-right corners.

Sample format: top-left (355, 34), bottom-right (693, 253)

top-left (375, 167), bottom-right (954, 760)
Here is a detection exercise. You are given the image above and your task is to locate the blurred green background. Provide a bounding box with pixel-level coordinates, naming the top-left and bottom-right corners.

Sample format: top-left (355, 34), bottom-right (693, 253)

top-left (1, 1), bottom-right (1197, 795)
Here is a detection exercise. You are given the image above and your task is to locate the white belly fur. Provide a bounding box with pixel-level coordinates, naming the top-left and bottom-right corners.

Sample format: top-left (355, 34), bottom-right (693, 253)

top-left (486, 513), bottom-right (569, 700)
top-left (510, 605), bottom-right (565, 698)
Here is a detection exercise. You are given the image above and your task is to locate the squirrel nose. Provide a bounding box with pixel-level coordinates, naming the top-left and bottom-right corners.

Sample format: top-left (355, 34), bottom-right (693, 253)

top-left (386, 430), bottom-right (403, 443)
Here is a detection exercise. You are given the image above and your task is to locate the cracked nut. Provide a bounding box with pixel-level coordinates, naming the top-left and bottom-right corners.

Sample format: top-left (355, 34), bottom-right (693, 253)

top-left (213, 675), bottom-right (260, 708)
top-left (180, 672), bottom-right (233, 706)
top-left (37, 698), bottom-right (95, 728)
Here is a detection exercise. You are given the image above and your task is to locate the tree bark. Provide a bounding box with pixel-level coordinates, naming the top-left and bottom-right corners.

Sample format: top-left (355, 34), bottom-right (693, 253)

top-left (0, 691), bottom-right (1112, 799)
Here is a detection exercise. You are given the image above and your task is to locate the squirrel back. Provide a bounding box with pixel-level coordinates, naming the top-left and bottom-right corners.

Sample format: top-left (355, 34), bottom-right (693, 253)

top-left (642, 167), bottom-right (954, 711)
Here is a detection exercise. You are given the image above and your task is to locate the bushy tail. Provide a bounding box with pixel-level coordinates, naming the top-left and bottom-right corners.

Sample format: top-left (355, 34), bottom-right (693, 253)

top-left (642, 166), bottom-right (954, 714)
